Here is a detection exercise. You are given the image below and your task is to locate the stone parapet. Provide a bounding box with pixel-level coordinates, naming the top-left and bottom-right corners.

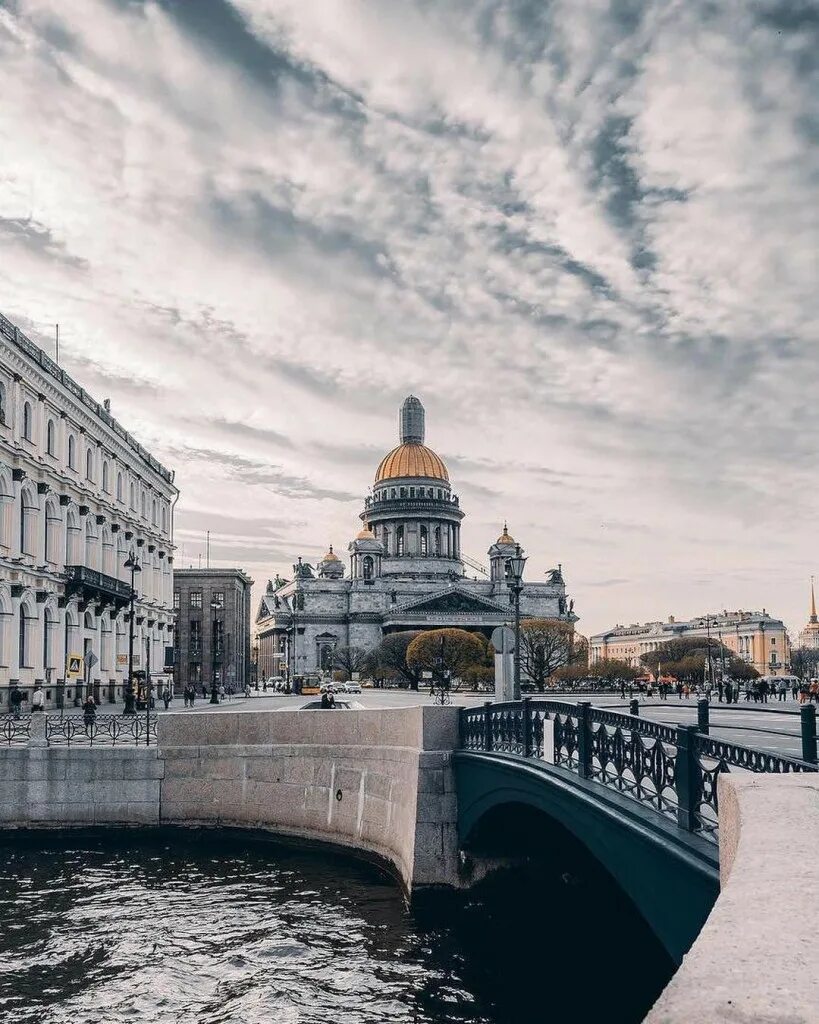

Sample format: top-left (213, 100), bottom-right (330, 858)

top-left (646, 774), bottom-right (819, 1023)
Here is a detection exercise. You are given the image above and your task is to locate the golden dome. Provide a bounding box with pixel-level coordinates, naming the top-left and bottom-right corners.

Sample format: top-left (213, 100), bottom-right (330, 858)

top-left (322, 545), bottom-right (340, 562)
top-left (356, 526), bottom-right (375, 540)
top-left (375, 443), bottom-right (449, 483)
top-left (497, 522), bottom-right (515, 545)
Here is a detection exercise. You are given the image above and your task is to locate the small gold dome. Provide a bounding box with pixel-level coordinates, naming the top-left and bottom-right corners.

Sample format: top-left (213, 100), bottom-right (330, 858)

top-left (375, 443), bottom-right (449, 483)
top-left (356, 526), bottom-right (375, 540)
top-left (497, 522), bottom-right (515, 544)
top-left (322, 545), bottom-right (340, 562)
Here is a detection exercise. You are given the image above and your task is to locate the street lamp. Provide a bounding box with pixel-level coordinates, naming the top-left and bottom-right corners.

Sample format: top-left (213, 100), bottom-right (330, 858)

top-left (210, 597), bottom-right (222, 704)
top-left (507, 544), bottom-right (527, 701)
top-left (123, 548), bottom-right (142, 716)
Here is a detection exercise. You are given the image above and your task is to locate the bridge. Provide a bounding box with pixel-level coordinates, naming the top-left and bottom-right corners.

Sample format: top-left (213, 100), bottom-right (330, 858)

top-left (0, 699), bottom-right (816, 1019)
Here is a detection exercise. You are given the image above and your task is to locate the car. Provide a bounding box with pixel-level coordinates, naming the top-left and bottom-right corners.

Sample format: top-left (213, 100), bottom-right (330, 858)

top-left (342, 681), bottom-right (362, 694)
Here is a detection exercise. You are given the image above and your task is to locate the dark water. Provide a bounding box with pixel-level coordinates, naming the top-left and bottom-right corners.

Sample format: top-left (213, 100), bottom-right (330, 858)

top-left (0, 829), bottom-right (672, 1024)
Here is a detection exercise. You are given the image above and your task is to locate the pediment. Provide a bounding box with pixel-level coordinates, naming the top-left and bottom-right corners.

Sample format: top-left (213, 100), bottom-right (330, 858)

top-left (395, 587), bottom-right (509, 616)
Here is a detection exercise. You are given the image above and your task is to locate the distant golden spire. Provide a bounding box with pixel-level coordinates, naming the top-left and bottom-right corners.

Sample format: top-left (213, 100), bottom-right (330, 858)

top-left (811, 576), bottom-right (817, 624)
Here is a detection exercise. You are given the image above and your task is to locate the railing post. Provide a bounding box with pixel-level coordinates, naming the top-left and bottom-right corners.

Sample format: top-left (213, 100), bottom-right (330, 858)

top-left (629, 698), bottom-right (639, 717)
top-left (675, 724), bottom-right (700, 832)
top-left (576, 701), bottom-right (592, 779)
top-left (800, 704), bottom-right (817, 764)
top-left (483, 701), bottom-right (493, 752)
top-left (697, 698), bottom-right (710, 735)
top-left (521, 696), bottom-right (531, 757)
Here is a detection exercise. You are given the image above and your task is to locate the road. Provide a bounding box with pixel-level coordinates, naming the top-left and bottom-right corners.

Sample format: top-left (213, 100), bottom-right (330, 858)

top-left (172, 688), bottom-right (812, 762)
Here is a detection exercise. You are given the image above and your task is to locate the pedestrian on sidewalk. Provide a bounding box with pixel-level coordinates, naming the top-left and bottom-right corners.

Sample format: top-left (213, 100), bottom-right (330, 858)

top-left (9, 684), bottom-right (23, 720)
top-left (778, 678), bottom-right (788, 702)
top-left (162, 687), bottom-right (171, 710)
top-left (31, 684), bottom-right (45, 712)
top-left (83, 693), bottom-right (97, 734)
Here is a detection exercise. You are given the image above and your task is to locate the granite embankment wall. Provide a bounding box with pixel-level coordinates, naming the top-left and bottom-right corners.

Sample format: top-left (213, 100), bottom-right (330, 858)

top-left (0, 706), bottom-right (461, 891)
top-left (647, 774), bottom-right (819, 1023)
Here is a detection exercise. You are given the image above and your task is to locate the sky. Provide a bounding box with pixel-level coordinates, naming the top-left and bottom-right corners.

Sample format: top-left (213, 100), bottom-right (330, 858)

top-left (0, 0), bottom-right (817, 639)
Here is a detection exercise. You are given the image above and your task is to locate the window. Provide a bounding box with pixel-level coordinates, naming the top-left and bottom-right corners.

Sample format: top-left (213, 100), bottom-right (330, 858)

top-left (130, 482), bottom-right (135, 509)
top-left (102, 462), bottom-right (109, 493)
top-left (420, 524), bottom-right (428, 556)
top-left (161, 505), bottom-right (167, 532)
top-left (363, 555), bottom-right (374, 580)
top-left (770, 637), bottom-right (776, 645)
top-left (212, 592), bottom-right (224, 609)
top-left (22, 401), bottom-right (32, 441)
top-left (190, 591), bottom-right (202, 609)
top-left (434, 526), bottom-right (441, 555)
top-left (46, 420), bottom-right (56, 455)
top-left (396, 525), bottom-right (405, 556)
top-left (409, 487), bottom-right (415, 497)
top-left (141, 491), bottom-right (146, 518)
top-left (86, 448), bottom-right (94, 480)
top-left (190, 619), bottom-right (202, 654)
top-left (68, 435), bottom-right (76, 470)
top-left (116, 473), bottom-right (123, 501)
top-left (173, 592), bottom-right (180, 609)
top-left (19, 605), bottom-right (32, 668)
top-left (0, 381), bottom-right (6, 425)
top-left (151, 499), bottom-right (157, 525)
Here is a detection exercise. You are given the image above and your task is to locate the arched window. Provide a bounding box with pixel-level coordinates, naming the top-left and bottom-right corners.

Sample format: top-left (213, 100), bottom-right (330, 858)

top-left (116, 472), bottom-right (123, 502)
top-left (0, 381), bottom-right (6, 425)
top-left (46, 419), bottom-right (56, 455)
top-left (101, 527), bottom-right (114, 576)
top-left (86, 448), bottom-right (94, 481)
top-left (396, 525), bottom-right (405, 557)
top-left (161, 504), bottom-right (167, 532)
top-left (44, 499), bottom-right (61, 563)
top-left (22, 401), bottom-right (32, 441)
top-left (362, 555), bottom-right (374, 581)
top-left (382, 527), bottom-right (390, 556)
top-left (420, 525), bottom-right (428, 556)
top-left (19, 485), bottom-right (38, 555)
top-left (0, 468), bottom-right (13, 550)
top-left (102, 461), bottom-right (109, 493)
top-left (68, 435), bottom-right (76, 469)
top-left (151, 499), bottom-right (157, 525)
top-left (434, 526), bottom-right (441, 556)
top-left (43, 605), bottom-right (56, 671)
top-left (84, 516), bottom-right (98, 570)
top-left (0, 589), bottom-right (10, 666)
top-left (19, 600), bottom-right (34, 668)
top-left (65, 507), bottom-right (81, 564)
top-left (141, 491), bottom-right (146, 518)
top-left (129, 482), bottom-right (135, 509)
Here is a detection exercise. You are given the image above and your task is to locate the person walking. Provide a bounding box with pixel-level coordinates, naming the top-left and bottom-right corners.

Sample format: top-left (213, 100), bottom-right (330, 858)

top-left (31, 684), bottom-right (45, 713)
top-left (810, 679), bottom-right (819, 705)
top-left (778, 678), bottom-right (788, 702)
top-left (218, 683), bottom-right (226, 703)
top-left (724, 680), bottom-right (733, 705)
top-left (162, 687), bottom-right (171, 710)
top-left (744, 679), bottom-right (752, 701)
top-left (83, 692), bottom-right (97, 734)
top-left (9, 684), bottom-right (23, 720)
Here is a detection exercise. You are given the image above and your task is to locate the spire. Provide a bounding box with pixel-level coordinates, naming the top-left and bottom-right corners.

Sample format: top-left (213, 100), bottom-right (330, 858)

top-left (811, 577), bottom-right (817, 624)
top-left (399, 395), bottom-right (425, 444)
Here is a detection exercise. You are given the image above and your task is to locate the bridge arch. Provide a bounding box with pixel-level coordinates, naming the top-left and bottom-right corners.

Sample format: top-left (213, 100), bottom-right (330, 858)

top-left (454, 751), bottom-right (718, 964)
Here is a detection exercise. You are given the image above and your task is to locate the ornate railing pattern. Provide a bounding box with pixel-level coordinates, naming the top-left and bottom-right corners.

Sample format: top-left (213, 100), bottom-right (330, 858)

top-left (44, 714), bottom-right (158, 746)
top-left (460, 700), bottom-right (817, 843)
top-left (0, 715), bottom-right (32, 746)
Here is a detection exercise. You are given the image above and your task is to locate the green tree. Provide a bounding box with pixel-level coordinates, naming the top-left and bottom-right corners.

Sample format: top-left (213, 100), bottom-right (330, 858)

top-left (518, 619), bottom-right (574, 691)
top-left (406, 629), bottom-right (485, 685)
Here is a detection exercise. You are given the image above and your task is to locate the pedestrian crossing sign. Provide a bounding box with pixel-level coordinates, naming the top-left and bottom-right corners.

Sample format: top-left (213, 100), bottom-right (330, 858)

top-left (66, 655), bottom-right (83, 678)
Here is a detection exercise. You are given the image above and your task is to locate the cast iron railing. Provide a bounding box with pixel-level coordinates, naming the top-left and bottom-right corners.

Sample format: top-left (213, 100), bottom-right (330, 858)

top-left (0, 714), bottom-right (32, 746)
top-left (460, 699), bottom-right (818, 844)
top-left (45, 714), bottom-right (157, 746)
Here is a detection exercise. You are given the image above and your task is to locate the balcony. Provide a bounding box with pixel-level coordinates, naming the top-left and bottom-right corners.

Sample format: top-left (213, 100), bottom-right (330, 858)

top-left (64, 565), bottom-right (132, 606)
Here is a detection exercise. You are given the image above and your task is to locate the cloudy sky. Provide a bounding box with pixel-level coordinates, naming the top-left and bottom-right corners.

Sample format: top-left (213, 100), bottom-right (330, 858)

top-left (1, 0), bottom-right (817, 638)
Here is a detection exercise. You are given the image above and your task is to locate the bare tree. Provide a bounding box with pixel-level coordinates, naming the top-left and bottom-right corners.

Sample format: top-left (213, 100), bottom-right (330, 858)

top-left (518, 619), bottom-right (574, 691)
top-left (370, 631), bottom-right (423, 689)
top-left (331, 645), bottom-right (370, 682)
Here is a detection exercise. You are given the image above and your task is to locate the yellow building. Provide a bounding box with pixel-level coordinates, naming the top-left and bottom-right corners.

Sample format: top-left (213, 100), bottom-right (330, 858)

top-left (590, 610), bottom-right (790, 677)
top-left (797, 579), bottom-right (819, 650)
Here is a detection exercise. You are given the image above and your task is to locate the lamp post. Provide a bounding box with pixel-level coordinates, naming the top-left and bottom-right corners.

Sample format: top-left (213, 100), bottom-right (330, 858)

top-left (507, 544), bottom-right (527, 701)
top-left (252, 638), bottom-right (259, 690)
top-left (123, 549), bottom-right (141, 716)
top-left (210, 596), bottom-right (221, 704)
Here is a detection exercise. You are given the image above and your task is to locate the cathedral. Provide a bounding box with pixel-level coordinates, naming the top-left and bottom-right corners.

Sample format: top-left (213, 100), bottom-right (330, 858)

top-left (255, 397), bottom-right (575, 679)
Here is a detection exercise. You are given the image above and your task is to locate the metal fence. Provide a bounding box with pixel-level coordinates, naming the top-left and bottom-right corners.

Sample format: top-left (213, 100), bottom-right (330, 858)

top-left (460, 699), bottom-right (818, 844)
top-left (0, 713), bottom-right (158, 747)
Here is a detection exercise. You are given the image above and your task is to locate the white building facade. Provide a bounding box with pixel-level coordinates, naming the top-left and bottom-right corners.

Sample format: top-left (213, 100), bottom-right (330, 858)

top-left (0, 311), bottom-right (177, 708)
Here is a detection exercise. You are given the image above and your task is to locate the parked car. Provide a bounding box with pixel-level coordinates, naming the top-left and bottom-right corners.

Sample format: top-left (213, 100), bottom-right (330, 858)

top-left (342, 681), bottom-right (362, 694)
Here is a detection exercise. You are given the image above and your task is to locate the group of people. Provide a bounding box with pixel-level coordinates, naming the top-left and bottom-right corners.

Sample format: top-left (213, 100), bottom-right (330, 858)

top-left (619, 676), bottom-right (819, 704)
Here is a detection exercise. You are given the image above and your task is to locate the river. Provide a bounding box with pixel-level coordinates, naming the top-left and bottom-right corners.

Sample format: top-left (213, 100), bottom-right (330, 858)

top-left (0, 829), bottom-right (672, 1023)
